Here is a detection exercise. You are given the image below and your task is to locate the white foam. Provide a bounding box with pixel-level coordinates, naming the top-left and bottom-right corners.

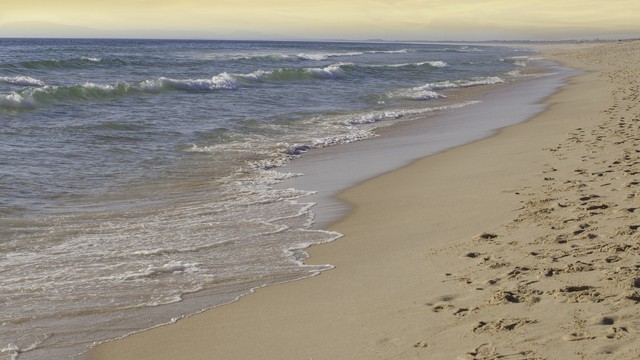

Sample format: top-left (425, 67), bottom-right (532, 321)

top-left (185, 144), bottom-right (220, 153)
top-left (0, 76), bottom-right (45, 87)
top-left (239, 69), bottom-right (273, 81)
top-left (209, 73), bottom-right (239, 89)
top-left (312, 130), bottom-right (374, 148)
top-left (305, 64), bottom-right (346, 79)
top-left (297, 52), bottom-right (364, 61)
top-left (426, 60), bottom-right (448, 68)
top-left (1, 344), bottom-right (20, 360)
top-left (391, 76), bottom-right (505, 100)
top-left (501, 56), bottom-right (533, 68)
top-left (368, 49), bottom-right (409, 54)
top-left (131, 240), bottom-right (237, 256)
top-left (161, 74), bottom-right (238, 91)
top-left (81, 56), bottom-right (102, 62)
top-left (297, 53), bottom-right (328, 61)
top-left (425, 77), bottom-right (506, 90)
top-left (453, 76), bottom-right (505, 87)
top-left (135, 79), bottom-right (162, 92)
top-left (119, 261), bottom-right (199, 281)
top-left (335, 52), bottom-right (364, 57)
top-left (82, 82), bottom-right (116, 92)
top-left (420, 60), bottom-right (447, 68)
top-left (394, 88), bottom-right (444, 101)
top-left (164, 75), bottom-right (238, 91)
top-left (238, 64), bottom-right (350, 81)
top-left (346, 111), bottom-right (405, 125)
top-left (0, 92), bottom-right (36, 109)
top-left (458, 46), bottom-right (484, 52)
top-left (382, 60), bottom-right (448, 68)
top-left (136, 74), bottom-right (239, 92)
top-left (344, 101), bottom-right (481, 125)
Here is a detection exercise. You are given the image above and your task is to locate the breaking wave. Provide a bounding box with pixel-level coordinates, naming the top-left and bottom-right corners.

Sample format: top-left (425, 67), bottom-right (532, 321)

top-left (238, 64), bottom-right (349, 81)
top-left (375, 61), bottom-right (448, 68)
top-left (343, 101), bottom-right (482, 125)
top-left (239, 49), bottom-right (410, 62)
top-left (0, 64), bottom-right (353, 110)
top-left (0, 75), bottom-right (45, 87)
top-left (391, 76), bottom-right (505, 100)
top-left (297, 52), bottom-right (364, 61)
top-left (0, 74), bottom-right (239, 110)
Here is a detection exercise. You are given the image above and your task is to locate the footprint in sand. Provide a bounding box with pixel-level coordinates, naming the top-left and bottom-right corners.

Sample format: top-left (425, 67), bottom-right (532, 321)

top-left (472, 318), bottom-right (537, 333)
top-left (562, 332), bottom-right (597, 341)
top-left (490, 286), bottom-right (542, 305)
top-left (551, 285), bottom-right (604, 303)
top-left (428, 295), bottom-right (456, 313)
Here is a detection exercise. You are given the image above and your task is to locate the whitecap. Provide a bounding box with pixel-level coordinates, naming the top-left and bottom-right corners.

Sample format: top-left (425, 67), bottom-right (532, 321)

top-left (390, 76), bottom-right (504, 100)
top-left (297, 53), bottom-right (328, 61)
top-left (305, 64), bottom-right (346, 79)
top-left (81, 82), bottom-right (116, 92)
top-left (297, 51), bottom-right (364, 61)
top-left (162, 75), bottom-right (238, 91)
top-left (210, 73), bottom-right (239, 89)
top-left (136, 74), bottom-right (239, 92)
top-left (343, 101), bottom-right (481, 125)
top-left (423, 61), bottom-right (448, 68)
top-left (80, 56), bottom-right (102, 62)
top-left (238, 69), bottom-right (274, 81)
top-left (0, 92), bottom-right (36, 109)
top-left (368, 49), bottom-right (409, 54)
top-left (451, 76), bottom-right (505, 87)
top-left (0, 76), bottom-right (45, 87)
top-left (384, 61), bottom-right (448, 68)
top-left (392, 88), bottom-right (444, 101)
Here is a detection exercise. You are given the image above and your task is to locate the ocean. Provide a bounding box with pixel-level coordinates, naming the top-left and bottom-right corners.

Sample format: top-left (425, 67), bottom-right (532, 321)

top-left (0, 39), bottom-right (536, 359)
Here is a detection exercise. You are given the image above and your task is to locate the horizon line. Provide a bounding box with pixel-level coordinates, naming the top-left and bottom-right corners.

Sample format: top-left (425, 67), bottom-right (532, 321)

top-left (1, 36), bottom-right (638, 43)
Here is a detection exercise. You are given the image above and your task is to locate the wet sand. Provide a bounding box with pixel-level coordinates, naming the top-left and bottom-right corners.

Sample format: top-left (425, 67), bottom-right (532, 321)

top-left (89, 40), bottom-right (640, 359)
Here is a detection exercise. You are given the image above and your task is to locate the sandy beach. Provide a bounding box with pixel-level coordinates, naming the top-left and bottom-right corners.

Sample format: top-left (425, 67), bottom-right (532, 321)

top-left (88, 40), bottom-right (640, 360)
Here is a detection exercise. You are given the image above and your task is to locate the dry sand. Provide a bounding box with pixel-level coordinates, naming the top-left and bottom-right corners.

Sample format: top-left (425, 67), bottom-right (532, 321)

top-left (89, 41), bottom-right (640, 359)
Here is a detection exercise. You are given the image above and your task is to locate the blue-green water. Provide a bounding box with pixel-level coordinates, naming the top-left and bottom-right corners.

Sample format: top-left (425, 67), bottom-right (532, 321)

top-left (0, 39), bottom-right (530, 359)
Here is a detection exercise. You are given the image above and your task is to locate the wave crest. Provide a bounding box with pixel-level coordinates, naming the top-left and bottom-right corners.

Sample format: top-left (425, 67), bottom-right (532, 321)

top-left (344, 101), bottom-right (481, 125)
top-left (0, 74), bottom-right (240, 110)
top-left (0, 92), bottom-right (37, 109)
top-left (237, 64), bottom-right (349, 82)
top-left (0, 76), bottom-right (46, 87)
top-left (391, 76), bottom-right (505, 100)
top-left (139, 74), bottom-right (239, 92)
top-left (383, 60), bottom-right (448, 68)
top-left (297, 52), bottom-right (364, 61)
top-left (369, 49), bottom-right (410, 54)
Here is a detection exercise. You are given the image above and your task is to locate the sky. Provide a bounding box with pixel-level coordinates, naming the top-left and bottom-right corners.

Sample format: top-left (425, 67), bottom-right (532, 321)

top-left (1, 0), bottom-right (639, 41)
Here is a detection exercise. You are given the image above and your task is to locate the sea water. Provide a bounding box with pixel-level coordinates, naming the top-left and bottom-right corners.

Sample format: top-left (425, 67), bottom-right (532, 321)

top-left (0, 39), bottom-right (534, 359)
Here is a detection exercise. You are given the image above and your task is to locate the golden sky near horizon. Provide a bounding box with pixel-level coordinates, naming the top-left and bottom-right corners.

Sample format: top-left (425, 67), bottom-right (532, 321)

top-left (2, 0), bottom-right (640, 40)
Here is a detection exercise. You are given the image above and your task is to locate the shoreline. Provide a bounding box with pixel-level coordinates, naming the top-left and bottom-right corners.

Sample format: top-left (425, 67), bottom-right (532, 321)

top-left (277, 58), bottom-right (574, 227)
top-left (88, 41), bottom-right (640, 359)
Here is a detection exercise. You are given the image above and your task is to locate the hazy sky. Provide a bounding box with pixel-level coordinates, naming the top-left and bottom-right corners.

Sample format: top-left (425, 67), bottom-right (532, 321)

top-left (1, 0), bottom-right (639, 40)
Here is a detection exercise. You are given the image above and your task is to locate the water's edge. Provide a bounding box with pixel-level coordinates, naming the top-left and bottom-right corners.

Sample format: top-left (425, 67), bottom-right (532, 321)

top-left (278, 58), bottom-right (579, 227)
top-left (83, 55), bottom-right (578, 358)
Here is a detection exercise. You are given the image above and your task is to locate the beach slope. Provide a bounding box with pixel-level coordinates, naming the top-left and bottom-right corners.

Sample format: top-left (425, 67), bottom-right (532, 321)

top-left (89, 41), bottom-right (640, 359)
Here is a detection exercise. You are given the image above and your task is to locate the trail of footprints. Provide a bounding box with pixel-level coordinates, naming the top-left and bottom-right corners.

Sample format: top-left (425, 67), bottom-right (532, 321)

top-left (427, 45), bottom-right (640, 359)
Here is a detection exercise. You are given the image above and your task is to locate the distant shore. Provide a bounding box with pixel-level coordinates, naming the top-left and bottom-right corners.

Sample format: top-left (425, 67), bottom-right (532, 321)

top-left (89, 40), bottom-right (640, 359)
